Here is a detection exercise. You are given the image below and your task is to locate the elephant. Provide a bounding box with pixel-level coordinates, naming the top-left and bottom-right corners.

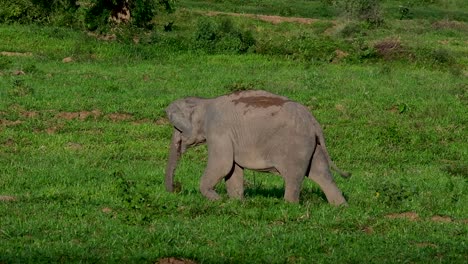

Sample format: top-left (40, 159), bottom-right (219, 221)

top-left (165, 90), bottom-right (350, 205)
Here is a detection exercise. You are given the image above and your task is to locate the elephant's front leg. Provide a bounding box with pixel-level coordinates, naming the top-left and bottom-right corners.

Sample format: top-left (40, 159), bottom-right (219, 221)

top-left (199, 135), bottom-right (234, 200)
top-left (225, 164), bottom-right (244, 199)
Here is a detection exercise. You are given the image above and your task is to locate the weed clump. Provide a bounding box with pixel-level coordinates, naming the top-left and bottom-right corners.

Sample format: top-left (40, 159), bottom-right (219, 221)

top-left (373, 38), bottom-right (407, 60)
top-left (375, 179), bottom-right (419, 207)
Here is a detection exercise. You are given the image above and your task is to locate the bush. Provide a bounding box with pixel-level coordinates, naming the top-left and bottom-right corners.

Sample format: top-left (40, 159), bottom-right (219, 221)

top-left (330, 0), bottom-right (384, 26)
top-left (373, 38), bottom-right (408, 60)
top-left (85, 0), bottom-right (170, 30)
top-left (194, 17), bottom-right (256, 54)
top-left (0, 0), bottom-right (78, 24)
top-left (0, 0), bottom-right (173, 29)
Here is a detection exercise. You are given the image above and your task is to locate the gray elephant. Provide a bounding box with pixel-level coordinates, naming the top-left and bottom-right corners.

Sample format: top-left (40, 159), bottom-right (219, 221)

top-left (165, 90), bottom-right (350, 205)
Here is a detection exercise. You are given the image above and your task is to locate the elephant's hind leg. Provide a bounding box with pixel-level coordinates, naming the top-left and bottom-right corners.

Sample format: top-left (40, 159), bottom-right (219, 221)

top-left (276, 160), bottom-right (308, 203)
top-left (308, 145), bottom-right (347, 206)
top-left (225, 164), bottom-right (244, 199)
top-left (200, 135), bottom-right (234, 200)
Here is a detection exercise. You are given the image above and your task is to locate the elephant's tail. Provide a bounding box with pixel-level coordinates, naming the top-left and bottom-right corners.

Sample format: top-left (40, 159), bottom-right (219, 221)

top-left (315, 129), bottom-right (351, 178)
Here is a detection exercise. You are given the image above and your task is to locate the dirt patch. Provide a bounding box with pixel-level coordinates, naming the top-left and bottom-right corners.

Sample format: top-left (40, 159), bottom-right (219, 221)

top-left (13, 70), bottom-right (26, 76)
top-left (66, 142), bottom-right (83, 150)
top-left (56, 110), bottom-right (102, 121)
top-left (3, 138), bottom-right (15, 147)
top-left (1, 51), bottom-right (33, 57)
top-left (415, 242), bottom-right (438, 248)
top-left (332, 49), bottom-right (349, 63)
top-left (385, 212), bottom-right (419, 221)
top-left (0, 195), bottom-right (17, 202)
top-left (62, 57), bottom-right (74, 63)
top-left (361, 226), bottom-right (374, 234)
top-left (432, 20), bottom-right (467, 30)
top-left (21, 111), bottom-right (39, 118)
top-left (0, 119), bottom-right (23, 126)
top-left (203, 11), bottom-right (318, 25)
top-left (107, 113), bottom-right (133, 122)
top-left (431, 215), bottom-right (452, 223)
top-left (155, 117), bottom-right (170, 125)
top-left (45, 126), bottom-right (61, 134)
top-left (101, 207), bottom-right (113, 213)
top-left (156, 258), bottom-right (197, 264)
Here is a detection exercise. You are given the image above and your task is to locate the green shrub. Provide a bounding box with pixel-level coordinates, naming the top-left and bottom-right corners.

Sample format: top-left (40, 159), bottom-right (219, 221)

top-left (338, 21), bottom-right (367, 38)
top-left (0, 0), bottom-right (78, 24)
top-left (415, 47), bottom-right (457, 66)
top-left (375, 178), bottom-right (419, 207)
top-left (194, 17), bottom-right (256, 54)
top-left (332, 0), bottom-right (384, 26)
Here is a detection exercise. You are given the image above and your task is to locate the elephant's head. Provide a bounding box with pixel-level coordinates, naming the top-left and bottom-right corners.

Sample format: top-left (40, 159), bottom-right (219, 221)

top-left (164, 97), bottom-right (207, 192)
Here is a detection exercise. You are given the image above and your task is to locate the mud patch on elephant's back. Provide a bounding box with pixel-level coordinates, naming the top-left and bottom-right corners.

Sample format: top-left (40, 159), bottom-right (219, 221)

top-left (232, 96), bottom-right (289, 108)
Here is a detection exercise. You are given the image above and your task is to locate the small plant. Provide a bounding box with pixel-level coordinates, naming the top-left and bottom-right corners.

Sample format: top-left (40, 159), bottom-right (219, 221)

top-left (375, 179), bottom-right (419, 207)
top-left (398, 5), bottom-right (413, 20)
top-left (431, 48), bottom-right (455, 64)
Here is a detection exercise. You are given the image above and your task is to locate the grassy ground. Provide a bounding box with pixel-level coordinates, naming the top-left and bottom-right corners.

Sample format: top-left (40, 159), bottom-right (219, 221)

top-left (1, 1), bottom-right (467, 263)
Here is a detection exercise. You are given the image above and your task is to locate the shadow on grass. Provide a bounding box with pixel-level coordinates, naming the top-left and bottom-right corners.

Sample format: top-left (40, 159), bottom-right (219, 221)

top-left (245, 186), bottom-right (284, 199)
top-left (245, 185), bottom-right (329, 203)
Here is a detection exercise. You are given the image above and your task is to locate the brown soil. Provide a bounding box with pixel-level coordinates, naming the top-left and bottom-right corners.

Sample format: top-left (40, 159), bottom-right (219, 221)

top-left (0, 119), bottom-right (23, 126)
top-left (21, 111), bottom-right (39, 118)
top-left (385, 212), bottom-right (419, 221)
top-left (0, 195), bottom-right (17, 202)
top-left (430, 215), bottom-right (452, 223)
top-left (203, 11), bottom-right (318, 25)
top-left (107, 113), bottom-right (133, 122)
top-left (415, 242), bottom-right (438, 248)
top-left (1, 51), bottom-right (33, 57)
top-left (156, 258), bottom-right (197, 264)
top-left (56, 110), bottom-right (102, 121)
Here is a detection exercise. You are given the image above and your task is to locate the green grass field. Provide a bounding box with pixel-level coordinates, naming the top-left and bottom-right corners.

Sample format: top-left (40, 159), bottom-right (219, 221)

top-left (1, 0), bottom-right (467, 263)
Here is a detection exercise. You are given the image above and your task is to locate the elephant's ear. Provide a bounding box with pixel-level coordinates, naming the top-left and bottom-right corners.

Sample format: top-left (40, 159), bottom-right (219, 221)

top-left (166, 99), bottom-right (194, 137)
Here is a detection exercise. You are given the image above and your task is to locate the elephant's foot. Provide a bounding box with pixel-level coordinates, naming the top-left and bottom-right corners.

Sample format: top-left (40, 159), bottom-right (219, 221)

top-left (327, 194), bottom-right (347, 206)
top-left (201, 188), bottom-right (221, 200)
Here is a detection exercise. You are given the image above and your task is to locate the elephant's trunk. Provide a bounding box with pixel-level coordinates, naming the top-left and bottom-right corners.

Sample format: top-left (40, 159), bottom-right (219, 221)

top-left (165, 129), bottom-right (182, 192)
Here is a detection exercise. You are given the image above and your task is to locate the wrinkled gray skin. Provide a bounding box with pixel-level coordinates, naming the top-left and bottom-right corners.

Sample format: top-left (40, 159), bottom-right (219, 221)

top-left (165, 90), bottom-right (350, 205)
